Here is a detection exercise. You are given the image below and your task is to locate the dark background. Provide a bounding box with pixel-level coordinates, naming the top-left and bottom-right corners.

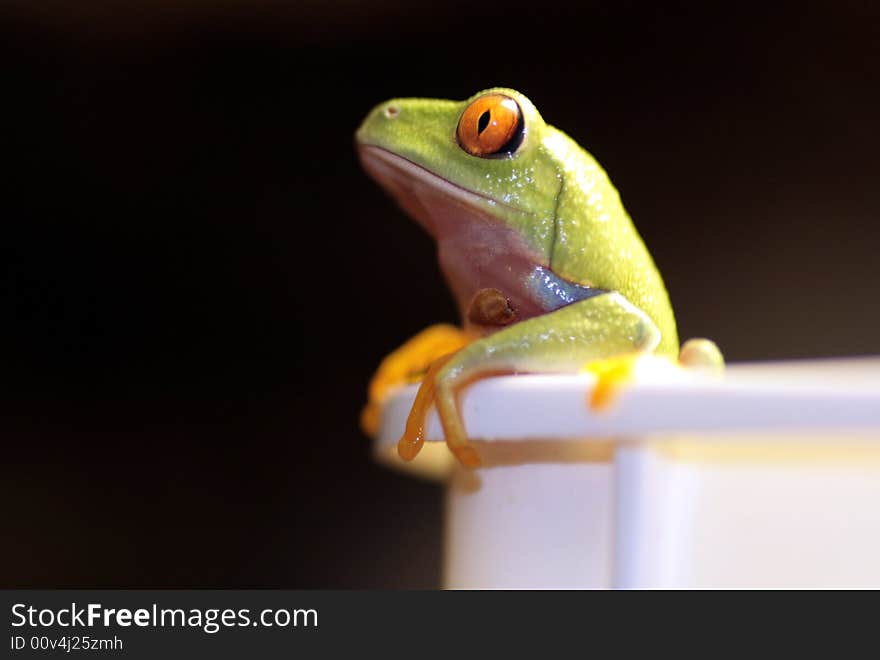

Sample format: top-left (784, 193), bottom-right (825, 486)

top-left (2, 1), bottom-right (878, 587)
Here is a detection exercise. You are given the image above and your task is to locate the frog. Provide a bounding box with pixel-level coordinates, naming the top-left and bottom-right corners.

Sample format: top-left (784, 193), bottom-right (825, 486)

top-left (355, 88), bottom-right (722, 468)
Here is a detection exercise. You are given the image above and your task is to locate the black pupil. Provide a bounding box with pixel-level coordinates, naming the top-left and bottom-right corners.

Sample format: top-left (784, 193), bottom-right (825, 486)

top-left (477, 110), bottom-right (491, 135)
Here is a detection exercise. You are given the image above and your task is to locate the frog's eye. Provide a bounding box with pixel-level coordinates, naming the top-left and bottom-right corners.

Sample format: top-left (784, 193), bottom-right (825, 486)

top-left (456, 94), bottom-right (524, 158)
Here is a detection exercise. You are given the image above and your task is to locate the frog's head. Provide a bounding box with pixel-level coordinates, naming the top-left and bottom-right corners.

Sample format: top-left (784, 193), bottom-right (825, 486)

top-left (355, 88), bottom-right (562, 260)
top-left (356, 88), bottom-right (565, 321)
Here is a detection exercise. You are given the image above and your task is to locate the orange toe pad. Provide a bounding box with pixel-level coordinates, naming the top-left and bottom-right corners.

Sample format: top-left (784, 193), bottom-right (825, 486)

top-left (585, 354), bottom-right (639, 411)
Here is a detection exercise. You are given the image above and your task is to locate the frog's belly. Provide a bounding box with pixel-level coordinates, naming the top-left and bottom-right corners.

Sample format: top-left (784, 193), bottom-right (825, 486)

top-left (358, 144), bottom-right (555, 328)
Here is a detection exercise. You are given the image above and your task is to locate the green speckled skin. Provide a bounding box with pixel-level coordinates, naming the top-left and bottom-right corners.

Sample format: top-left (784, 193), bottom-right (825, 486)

top-left (543, 128), bottom-right (679, 356)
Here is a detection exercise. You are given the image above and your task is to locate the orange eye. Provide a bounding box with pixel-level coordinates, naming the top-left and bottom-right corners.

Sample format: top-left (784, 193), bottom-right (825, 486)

top-left (456, 94), bottom-right (523, 157)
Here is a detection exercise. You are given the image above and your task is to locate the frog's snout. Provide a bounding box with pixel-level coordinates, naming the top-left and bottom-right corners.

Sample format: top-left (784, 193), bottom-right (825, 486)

top-left (355, 101), bottom-right (399, 146)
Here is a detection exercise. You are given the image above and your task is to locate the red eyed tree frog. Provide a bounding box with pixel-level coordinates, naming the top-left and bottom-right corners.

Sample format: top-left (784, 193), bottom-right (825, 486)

top-left (356, 88), bottom-right (722, 468)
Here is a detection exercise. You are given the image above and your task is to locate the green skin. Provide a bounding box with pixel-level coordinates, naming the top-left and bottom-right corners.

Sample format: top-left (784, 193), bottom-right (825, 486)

top-left (356, 88), bottom-right (719, 460)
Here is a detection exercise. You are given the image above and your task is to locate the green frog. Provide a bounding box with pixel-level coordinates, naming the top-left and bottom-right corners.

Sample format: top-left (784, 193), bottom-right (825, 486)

top-left (356, 88), bottom-right (722, 467)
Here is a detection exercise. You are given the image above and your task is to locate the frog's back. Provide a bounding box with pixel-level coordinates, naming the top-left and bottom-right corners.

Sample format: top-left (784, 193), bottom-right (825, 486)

top-left (544, 126), bottom-right (679, 356)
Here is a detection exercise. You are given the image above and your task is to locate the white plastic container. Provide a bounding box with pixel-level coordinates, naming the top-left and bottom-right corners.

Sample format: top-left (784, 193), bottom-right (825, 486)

top-left (373, 356), bottom-right (880, 588)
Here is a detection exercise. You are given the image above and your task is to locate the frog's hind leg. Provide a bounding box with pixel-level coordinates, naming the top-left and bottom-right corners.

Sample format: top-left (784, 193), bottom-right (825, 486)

top-left (431, 292), bottom-right (662, 467)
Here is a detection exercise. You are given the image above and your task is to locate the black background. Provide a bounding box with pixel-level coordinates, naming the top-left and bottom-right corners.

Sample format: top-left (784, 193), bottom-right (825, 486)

top-left (2, 1), bottom-right (879, 588)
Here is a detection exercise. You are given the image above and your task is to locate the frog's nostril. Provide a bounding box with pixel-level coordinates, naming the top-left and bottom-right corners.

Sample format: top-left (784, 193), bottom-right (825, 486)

top-left (384, 104), bottom-right (399, 119)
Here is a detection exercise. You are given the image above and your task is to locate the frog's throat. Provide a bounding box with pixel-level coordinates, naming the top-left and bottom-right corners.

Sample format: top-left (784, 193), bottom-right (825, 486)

top-left (356, 145), bottom-right (530, 222)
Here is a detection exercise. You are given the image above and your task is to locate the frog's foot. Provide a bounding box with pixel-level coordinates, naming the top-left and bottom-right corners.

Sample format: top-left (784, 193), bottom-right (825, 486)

top-left (584, 353), bottom-right (642, 411)
top-left (397, 352), bottom-right (484, 468)
top-left (397, 353), bottom-right (455, 462)
top-left (678, 338), bottom-right (724, 372)
top-left (360, 324), bottom-right (473, 437)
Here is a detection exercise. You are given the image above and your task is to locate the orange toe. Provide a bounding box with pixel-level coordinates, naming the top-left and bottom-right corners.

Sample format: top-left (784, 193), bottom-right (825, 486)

top-left (397, 353), bottom-right (456, 462)
top-left (585, 354), bottom-right (639, 411)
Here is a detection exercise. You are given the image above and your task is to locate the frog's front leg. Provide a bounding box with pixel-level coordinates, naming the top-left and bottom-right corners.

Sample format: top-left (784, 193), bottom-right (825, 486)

top-left (410, 292), bottom-right (661, 467)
